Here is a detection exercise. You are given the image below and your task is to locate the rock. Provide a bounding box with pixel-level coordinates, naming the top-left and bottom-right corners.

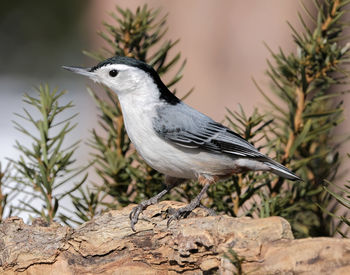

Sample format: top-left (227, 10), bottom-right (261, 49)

top-left (0, 201), bottom-right (349, 274)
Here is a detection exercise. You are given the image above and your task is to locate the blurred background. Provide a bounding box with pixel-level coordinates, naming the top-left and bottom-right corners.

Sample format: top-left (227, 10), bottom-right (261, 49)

top-left (1, 1), bottom-right (349, 216)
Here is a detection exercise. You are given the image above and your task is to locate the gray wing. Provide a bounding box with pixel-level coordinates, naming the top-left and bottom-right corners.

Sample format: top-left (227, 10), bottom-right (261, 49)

top-left (153, 103), bottom-right (265, 159)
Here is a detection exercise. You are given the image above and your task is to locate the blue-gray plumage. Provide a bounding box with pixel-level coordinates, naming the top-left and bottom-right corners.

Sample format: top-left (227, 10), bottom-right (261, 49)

top-left (153, 102), bottom-right (262, 154)
top-left (63, 55), bottom-right (301, 231)
top-left (153, 102), bottom-right (297, 180)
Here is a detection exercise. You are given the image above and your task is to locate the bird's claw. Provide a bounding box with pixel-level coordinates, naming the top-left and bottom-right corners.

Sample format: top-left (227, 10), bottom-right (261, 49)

top-left (129, 204), bottom-right (144, 232)
top-left (167, 183), bottom-right (212, 227)
top-left (167, 204), bottom-right (197, 227)
top-left (129, 190), bottom-right (168, 231)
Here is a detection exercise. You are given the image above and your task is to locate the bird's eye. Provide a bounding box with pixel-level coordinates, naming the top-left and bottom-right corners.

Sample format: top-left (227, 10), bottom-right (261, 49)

top-left (109, 69), bottom-right (118, 77)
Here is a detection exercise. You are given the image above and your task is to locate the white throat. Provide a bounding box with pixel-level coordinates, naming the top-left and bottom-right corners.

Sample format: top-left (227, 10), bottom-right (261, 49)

top-left (117, 75), bottom-right (160, 107)
top-left (115, 76), bottom-right (163, 156)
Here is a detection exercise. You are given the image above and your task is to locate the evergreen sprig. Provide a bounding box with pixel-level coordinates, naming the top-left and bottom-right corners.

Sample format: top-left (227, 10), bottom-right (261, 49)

top-left (11, 85), bottom-right (89, 223)
top-left (250, 0), bottom-right (350, 237)
top-left (60, 186), bottom-right (105, 225)
top-left (323, 154), bottom-right (350, 237)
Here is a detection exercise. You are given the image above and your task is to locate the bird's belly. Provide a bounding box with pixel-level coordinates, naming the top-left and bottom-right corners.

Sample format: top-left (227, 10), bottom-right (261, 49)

top-left (128, 124), bottom-right (237, 179)
top-left (128, 129), bottom-right (197, 178)
top-left (137, 143), bottom-right (235, 179)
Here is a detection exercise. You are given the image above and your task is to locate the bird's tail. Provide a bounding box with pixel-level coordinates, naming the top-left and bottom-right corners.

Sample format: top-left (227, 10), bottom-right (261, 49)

top-left (264, 159), bottom-right (301, 181)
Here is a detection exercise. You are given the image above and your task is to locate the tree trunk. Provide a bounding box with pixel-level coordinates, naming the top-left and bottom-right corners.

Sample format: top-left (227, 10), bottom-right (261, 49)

top-left (1, 201), bottom-right (350, 274)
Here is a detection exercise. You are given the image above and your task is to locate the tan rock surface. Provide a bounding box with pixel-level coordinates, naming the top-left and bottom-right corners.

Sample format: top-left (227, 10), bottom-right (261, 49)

top-left (0, 201), bottom-right (349, 274)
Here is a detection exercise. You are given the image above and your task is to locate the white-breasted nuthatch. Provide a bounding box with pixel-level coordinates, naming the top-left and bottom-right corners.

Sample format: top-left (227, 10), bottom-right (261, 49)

top-left (63, 56), bottom-right (300, 231)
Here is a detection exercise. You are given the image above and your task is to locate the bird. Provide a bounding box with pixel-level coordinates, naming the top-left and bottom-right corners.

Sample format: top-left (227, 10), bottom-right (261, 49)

top-left (63, 56), bottom-right (301, 231)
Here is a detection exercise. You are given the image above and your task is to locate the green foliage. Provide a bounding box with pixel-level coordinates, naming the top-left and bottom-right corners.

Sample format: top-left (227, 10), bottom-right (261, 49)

top-left (11, 85), bottom-right (89, 223)
top-left (60, 186), bottom-right (105, 225)
top-left (248, 0), bottom-right (350, 237)
top-left (324, 155), bottom-right (350, 237)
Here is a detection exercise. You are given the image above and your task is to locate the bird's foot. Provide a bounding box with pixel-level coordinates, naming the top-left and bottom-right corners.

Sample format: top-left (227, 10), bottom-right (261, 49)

top-left (129, 189), bottom-right (167, 232)
top-left (167, 199), bottom-right (201, 227)
top-left (166, 183), bottom-right (211, 227)
top-left (166, 203), bottom-right (216, 227)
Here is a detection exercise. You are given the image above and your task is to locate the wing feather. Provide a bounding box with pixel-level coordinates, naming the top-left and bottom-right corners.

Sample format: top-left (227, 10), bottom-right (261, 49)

top-left (153, 103), bottom-right (264, 159)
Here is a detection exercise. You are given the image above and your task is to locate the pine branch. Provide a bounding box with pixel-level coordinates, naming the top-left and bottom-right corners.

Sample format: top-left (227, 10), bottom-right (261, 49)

top-left (10, 85), bottom-right (90, 223)
top-left (249, 0), bottom-right (350, 237)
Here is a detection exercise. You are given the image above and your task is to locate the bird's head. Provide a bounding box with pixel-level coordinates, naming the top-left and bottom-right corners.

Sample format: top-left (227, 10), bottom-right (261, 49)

top-left (63, 56), bottom-right (180, 105)
top-left (63, 56), bottom-right (160, 96)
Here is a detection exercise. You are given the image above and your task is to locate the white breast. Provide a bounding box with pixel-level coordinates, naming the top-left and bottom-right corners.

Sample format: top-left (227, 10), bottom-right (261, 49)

top-left (118, 87), bottom-right (193, 178)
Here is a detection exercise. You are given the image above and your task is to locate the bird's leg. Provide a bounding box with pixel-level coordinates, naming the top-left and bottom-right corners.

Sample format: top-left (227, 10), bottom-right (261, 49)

top-left (129, 176), bottom-right (185, 231)
top-left (167, 175), bottom-right (213, 227)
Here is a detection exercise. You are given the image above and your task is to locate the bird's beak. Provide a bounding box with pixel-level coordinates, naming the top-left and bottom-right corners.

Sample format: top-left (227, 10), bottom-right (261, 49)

top-left (62, 66), bottom-right (94, 77)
